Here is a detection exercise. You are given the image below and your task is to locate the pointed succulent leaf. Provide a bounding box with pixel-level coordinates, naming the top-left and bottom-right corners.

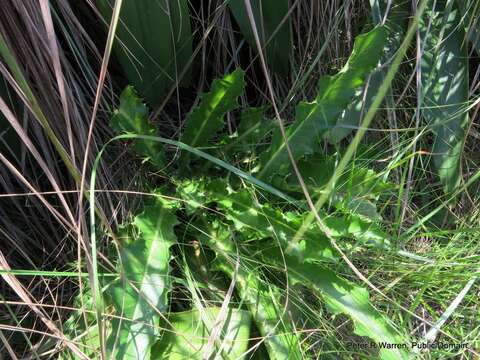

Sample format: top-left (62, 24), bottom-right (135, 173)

top-left (97, 0), bottom-right (193, 106)
top-left (229, 0), bottom-right (291, 75)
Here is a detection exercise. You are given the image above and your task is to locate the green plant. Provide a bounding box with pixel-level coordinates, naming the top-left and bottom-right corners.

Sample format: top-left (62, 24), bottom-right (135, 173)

top-left (258, 26), bottom-right (388, 180)
top-left (419, 0), bottom-right (469, 194)
top-left (79, 40), bottom-right (413, 356)
top-left (97, 0), bottom-right (193, 106)
top-left (228, 0), bottom-right (292, 75)
top-left (2, 0), bottom-right (480, 359)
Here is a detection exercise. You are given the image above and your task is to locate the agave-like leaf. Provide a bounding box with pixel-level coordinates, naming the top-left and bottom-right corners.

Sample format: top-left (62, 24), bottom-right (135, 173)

top-left (111, 86), bottom-right (165, 168)
top-left (228, 0), bottom-right (291, 75)
top-left (106, 197), bottom-right (178, 359)
top-left (153, 307), bottom-right (251, 359)
top-left (180, 68), bottom-right (245, 168)
top-left (420, 0), bottom-right (469, 193)
top-left (97, 0), bottom-right (193, 106)
top-left (258, 26), bottom-right (388, 179)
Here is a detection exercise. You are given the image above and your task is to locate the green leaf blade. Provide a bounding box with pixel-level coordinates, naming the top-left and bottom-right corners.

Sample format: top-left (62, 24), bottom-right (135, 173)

top-left (208, 227), bottom-right (304, 360)
top-left (111, 86), bottom-right (165, 168)
top-left (180, 69), bottom-right (245, 168)
top-left (420, 0), bottom-right (469, 194)
top-left (153, 307), bottom-right (251, 359)
top-left (279, 258), bottom-right (410, 360)
top-left (229, 0), bottom-right (292, 75)
top-left (259, 26), bottom-right (388, 179)
top-left (97, 0), bottom-right (193, 106)
top-left (329, 0), bottom-right (410, 143)
top-left (107, 198), bottom-right (178, 360)
top-left (236, 106), bottom-right (273, 147)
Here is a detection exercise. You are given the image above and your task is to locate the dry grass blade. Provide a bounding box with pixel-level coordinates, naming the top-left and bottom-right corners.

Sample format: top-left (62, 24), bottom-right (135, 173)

top-left (0, 152), bottom-right (72, 230)
top-left (0, 30), bottom-right (79, 181)
top-left (0, 250), bottom-right (88, 359)
top-left (0, 96), bottom-right (76, 225)
top-left (0, 330), bottom-right (18, 360)
top-left (0, 1), bottom-right (121, 357)
top-left (77, 1), bottom-right (123, 358)
top-left (39, 0), bottom-right (76, 165)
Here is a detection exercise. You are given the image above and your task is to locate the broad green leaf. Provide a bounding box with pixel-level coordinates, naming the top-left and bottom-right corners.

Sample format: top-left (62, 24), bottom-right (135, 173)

top-left (328, 1), bottom-right (410, 143)
top-left (97, 0), bottom-right (193, 106)
top-left (320, 214), bottom-right (390, 249)
top-left (276, 155), bottom-right (393, 221)
top-left (229, 0), bottom-right (291, 75)
top-left (153, 307), bottom-right (251, 359)
top-left (258, 27), bottom-right (388, 179)
top-left (206, 223), bottom-right (304, 359)
top-left (314, 26), bottom-right (388, 105)
top-left (176, 179), bottom-right (334, 261)
top-left (212, 185), bottom-right (334, 261)
top-left (177, 179), bottom-right (390, 260)
top-left (265, 252), bottom-right (410, 360)
top-left (220, 107), bottom-right (274, 163)
top-left (111, 86), bottom-right (165, 168)
top-left (180, 69), bottom-right (245, 168)
top-left (175, 178), bottom-right (207, 215)
top-left (420, 0), bottom-right (469, 193)
top-left (236, 107), bottom-right (274, 147)
top-left (174, 180), bottom-right (398, 359)
top-left (106, 197), bottom-right (178, 360)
